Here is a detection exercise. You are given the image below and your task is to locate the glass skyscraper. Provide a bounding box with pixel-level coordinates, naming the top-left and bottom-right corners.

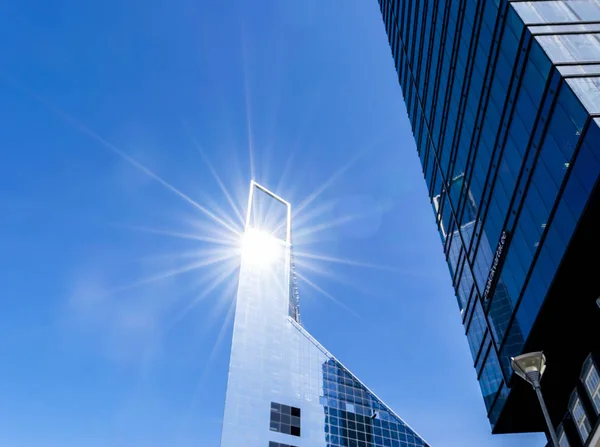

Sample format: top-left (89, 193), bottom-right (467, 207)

top-left (220, 182), bottom-right (430, 447)
top-left (378, 0), bottom-right (600, 441)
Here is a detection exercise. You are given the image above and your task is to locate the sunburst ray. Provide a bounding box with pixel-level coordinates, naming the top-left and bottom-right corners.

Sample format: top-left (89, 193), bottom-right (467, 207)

top-left (295, 271), bottom-right (362, 320)
top-left (292, 152), bottom-right (364, 218)
top-left (105, 254), bottom-right (236, 296)
top-left (164, 260), bottom-right (240, 331)
top-left (294, 251), bottom-right (399, 272)
top-left (240, 23), bottom-right (256, 181)
top-left (2, 74), bottom-right (240, 236)
top-left (111, 223), bottom-right (239, 247)
top-left (183, 121), bottom-right (246, 226)
top-left (292, 213), bottom-right (367, 240)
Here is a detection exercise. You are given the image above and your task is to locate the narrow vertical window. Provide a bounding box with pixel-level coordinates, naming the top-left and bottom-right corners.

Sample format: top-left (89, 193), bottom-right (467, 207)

top-left (583, 361), bottom-right (600, 413)
top-left (569, 392), bottom-right (591, 443)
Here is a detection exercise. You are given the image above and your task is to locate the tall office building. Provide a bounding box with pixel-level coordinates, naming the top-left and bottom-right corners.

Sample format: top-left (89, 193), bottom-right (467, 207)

top-left (378, 0), bottom-right (600, 443)
top-left (220, 182), bottom-right (430, 447)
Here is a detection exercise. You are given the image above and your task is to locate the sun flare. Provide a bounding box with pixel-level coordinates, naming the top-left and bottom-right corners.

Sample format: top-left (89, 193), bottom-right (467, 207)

top-left (241, 227), bottom-right (282, 268)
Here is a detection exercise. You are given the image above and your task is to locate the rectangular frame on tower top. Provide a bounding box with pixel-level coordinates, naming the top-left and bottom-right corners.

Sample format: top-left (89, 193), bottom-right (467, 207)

top-left (245, 180), bottom-right (292, 245)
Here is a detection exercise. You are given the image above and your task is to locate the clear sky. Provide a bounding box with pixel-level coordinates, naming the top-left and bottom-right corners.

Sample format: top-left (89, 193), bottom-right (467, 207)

top-left (0, 1), bottom-right (545, 446)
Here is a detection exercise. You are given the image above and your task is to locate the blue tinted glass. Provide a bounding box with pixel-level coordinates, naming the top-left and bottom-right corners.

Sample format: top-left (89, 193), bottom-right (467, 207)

top-left (488, 278), bottom-right (515, 344)
top-left (499, 324), bottom-right (525, 378)
top-left (529, 40), bottom-right (552, 80)
top-left (479, 348), bottom-right (503, 411)
top-left (567, 77), bottom-right (600, 115)
top-left (514, 88), bottom-right (538, 132)
top-left (506, 4), bottom-right (524, 38)
top-left (562, 173), bottom-right (588, 219)
top-left (521, 60), bottom-right (546, 107)
top-left (377, 0), bottom-right (600, 431)
top-left (573, 142), bottom-right (600, 193)
top-left (515, 288), bottom-right (539, 337)
top-left (467, 300), bottom-right (486, 360)
top-left (489, 384), bottom-right (510, 427)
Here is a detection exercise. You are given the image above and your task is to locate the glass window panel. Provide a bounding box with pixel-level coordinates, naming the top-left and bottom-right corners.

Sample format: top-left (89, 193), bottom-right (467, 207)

top-left (483, 0), bottom-right (498, 27)
top-left (513, 2), bottom-right (578, 24)
top-left (537, 34), bottom-right (600, 64)
top-left (531, 23), bottom-right (600, 35)
top-left (558, 64), bottom-right (600, 76)
top-left (563, 173), bottom-right (588, 219)
top-left (567, 77), bottom-right (600, 115)
top-left (517, 205), bottom-right (539, 255)
top-left (584, 363), bottom-right (600, 413)
top-left (499, 320), bottom-right (526, 378)
top-left (547, 106), bottom-right (580, 163)
top-left (551, 197), bottom-right (578, 248)
top-left (473, 234), bottom-right (494, 293)
top-left (522, 56), bottom-right (547, 105)
top-left (458, 262), bottom-right (475, 310)
top-left (501, 27), bottom-right (520, 70)
top-left (479, 348), bottom-right (503, 411)
top-left (559, 85), bottom-right (587, 133)
top-left (538, 143), bottom-right (567, 196)
top-left (570, 394), bottom-right (592, 443)
top-left (514, 88), bottom-right (538, 132)
top-left (487, 275), bottom-right (515, 344)
top-left (508, 226), bottom-right (533, 287)
top-left (467, 300), bottom-right (486, 360)
top-left (508, 113), bottom-right (529, 157)
top-left (506, 4), bottom-right (525, 37)
top-left (523, 183), bottom-right (548, 230)
top-left (569, 1), bottom-right (600, 21)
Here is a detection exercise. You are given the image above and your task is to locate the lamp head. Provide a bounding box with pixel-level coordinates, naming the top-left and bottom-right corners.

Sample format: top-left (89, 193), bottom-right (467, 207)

top-left (511, 351), bottom-right (547, 388)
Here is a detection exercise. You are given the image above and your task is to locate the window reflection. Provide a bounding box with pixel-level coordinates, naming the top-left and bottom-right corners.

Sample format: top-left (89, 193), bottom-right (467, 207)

top-left (321, 359), bottom-right (427, 447)
top-left (479, 348), bottom-right (503, 411)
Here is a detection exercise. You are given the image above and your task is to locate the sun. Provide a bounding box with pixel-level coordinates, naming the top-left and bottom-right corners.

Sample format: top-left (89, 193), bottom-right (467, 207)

top-left (241, 227), bottom-right (282, 267)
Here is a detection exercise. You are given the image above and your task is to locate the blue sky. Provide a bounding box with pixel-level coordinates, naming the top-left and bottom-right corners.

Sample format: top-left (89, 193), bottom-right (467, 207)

top-left (0, 1), bottom-right (544, 446)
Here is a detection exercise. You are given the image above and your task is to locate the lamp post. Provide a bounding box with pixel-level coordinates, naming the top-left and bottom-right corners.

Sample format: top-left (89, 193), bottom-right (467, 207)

top-left (511, 351), bottom-right (559, 447)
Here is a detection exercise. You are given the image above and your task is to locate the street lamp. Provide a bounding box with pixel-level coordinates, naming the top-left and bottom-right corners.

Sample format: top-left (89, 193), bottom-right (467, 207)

top-left (511, 351), bottom-right (559, 446)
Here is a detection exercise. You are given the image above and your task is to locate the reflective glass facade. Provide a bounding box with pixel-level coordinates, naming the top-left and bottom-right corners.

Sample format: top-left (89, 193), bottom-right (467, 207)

top-left (220, 184), bottom-right (429, 447)
top-left (378, 0), bottom-right (600, 434)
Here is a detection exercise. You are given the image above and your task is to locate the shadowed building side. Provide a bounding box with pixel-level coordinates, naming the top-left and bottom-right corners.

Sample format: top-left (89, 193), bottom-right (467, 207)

top-left (377, 0), bottom-right (600, 442)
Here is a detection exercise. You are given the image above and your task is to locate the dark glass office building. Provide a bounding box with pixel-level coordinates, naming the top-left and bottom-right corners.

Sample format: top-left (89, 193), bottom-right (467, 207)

top-left (220, 182), bottom-right (430, 447)
top-left (378, 0), bottom-right (600, 443)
